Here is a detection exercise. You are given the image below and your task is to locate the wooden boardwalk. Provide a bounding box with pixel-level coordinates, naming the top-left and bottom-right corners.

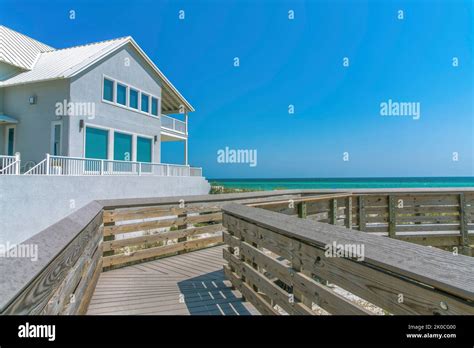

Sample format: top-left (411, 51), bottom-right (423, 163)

top-left (87, 245), bottom-right (259, 315)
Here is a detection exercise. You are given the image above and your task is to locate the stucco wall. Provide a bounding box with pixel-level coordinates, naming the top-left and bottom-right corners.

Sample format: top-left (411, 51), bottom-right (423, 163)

top-left (1, 80), bottom-right (70, 164)
top-left (0, 175), bottom-right (210, 246)
top-left (69, 44), bottom-right (163, 162)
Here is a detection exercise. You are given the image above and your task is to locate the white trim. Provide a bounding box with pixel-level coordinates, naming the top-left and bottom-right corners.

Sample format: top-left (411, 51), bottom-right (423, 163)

top-left (101, 74), bottom-right (161, 118)
top-left (102, 77), bottom-right (115, 103)
top-left (4, 125), bottom-right (16, 156)
top-left (160, 130), bottom-right (187, 141)
top-left (50, 121), bottom-right (63, 156)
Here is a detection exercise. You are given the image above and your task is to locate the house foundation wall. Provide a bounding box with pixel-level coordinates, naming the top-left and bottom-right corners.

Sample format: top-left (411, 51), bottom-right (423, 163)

top-left (0, 175), bottom-right (210, 246)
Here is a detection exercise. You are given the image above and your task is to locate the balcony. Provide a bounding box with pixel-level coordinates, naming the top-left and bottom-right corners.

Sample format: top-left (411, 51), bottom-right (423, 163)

top-left (161, 114), bottom-right (187, 139)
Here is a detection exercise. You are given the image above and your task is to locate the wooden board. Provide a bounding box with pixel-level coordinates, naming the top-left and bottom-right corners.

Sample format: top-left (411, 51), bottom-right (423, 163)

top-left (222, 204), bottom-right (474, 312)
top-left (88, 246), bottom-right (259, 315)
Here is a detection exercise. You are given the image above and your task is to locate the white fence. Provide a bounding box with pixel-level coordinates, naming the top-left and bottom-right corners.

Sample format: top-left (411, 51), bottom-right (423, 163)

top-left (20, 155), bottom-right (202, 177)
top-left (0, 154), bottom-right (20, 175)
top-left (161, 115), bottom-right (187, 134)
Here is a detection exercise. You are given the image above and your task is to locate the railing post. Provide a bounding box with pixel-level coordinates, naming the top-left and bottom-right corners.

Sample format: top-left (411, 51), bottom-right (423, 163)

top-left (14, 152), bottom-right (20, 175)
top-left (138, 162), bottom-right (141, 176)
top-left (297, 202), bottom-right (307, 219)
top-left (346, 196), bottom-right (352, 229)
top-left (166, 164), bottom-right (170, 176)
top-left (45, 153), bottom-right (50, 175)
top-left (330, 199), bottom-right (337, 225)
top-left (100, 160), bottom-right (104, 175)
top-left (358, 196), bottom-right (366, 231)
top-left (388, 195), bottom-right (396, 238)
top-left (459, 193), bottom-right (471, 256)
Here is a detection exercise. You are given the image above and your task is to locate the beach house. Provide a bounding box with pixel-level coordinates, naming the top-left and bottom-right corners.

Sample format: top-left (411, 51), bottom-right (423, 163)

top-left (0, 25), bottom-right (209, 243)
top-left (0, 25), bottom-right (196, 175)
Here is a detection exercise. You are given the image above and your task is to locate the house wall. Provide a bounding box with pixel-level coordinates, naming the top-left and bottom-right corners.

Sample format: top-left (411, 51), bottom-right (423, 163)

top-left (1, 80), bottom-right (70, 164)
top-left (0, 89), bottom-right (3, 153)
top-left (69, 44), bottom-right (162, 162)
top-left (0, 62), bottom-right (21, 81)
top-left (0, 175), bottom-right (211, 247)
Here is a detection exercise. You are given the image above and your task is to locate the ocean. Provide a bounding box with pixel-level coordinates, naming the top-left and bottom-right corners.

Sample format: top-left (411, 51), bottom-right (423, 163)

top-left (209, 177), bottom-right (474, 191)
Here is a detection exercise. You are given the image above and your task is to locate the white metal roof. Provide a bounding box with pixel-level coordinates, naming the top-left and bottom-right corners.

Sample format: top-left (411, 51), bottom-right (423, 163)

top-left (0, 25), bottom-right (54, 70)
top-left (0, 26), bottom-right (194, 113)
top-left (0, 36), bottom-right (130, 86)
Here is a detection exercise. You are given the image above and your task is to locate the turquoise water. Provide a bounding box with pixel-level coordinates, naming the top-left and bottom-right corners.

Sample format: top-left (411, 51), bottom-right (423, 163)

top-left (210, 177), bottom-right (474, 190)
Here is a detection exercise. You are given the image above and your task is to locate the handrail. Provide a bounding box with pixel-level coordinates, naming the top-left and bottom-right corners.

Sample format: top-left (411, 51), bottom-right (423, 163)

top-left (23, 158), bottom-right (47, 175)
top-left (0, 153), bottom-right (20, 174)
top-left (20, 154), bottom-right (201, 177)
top-left (248, 192), bottom-right (352, 207)
top-left (161, 114), bottom-right (186, 134)
top-left (222, 203), bottom-right (474, 315)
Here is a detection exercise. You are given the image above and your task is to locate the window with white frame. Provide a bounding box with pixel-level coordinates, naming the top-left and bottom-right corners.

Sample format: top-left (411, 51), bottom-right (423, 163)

top-left (102, 76), bottom-right (160, 117)
top-left (103, 78), bottom-right (114, 102)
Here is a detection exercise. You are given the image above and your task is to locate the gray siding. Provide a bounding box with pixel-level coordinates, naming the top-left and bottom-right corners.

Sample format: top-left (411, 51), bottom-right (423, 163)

top-left (1, 80), bottom-right (70, 164)
top-left (69, 44), bottom-right (162, 162)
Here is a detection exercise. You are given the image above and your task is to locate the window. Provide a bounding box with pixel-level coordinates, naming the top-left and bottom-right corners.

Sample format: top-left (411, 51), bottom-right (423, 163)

top-left (85, 127), bottom-right (109, 159)
top-left (103, 78), bottom-right (114, 102)
top-left (129, 89), bottom-right (139, 109)
top-left (151, 97), bottom-right (159, 116)
top-left (117, 83), bottom-right (127, 106)
top-left (51, 122), bottom-right (62, 156)
top-left (6, 126), bottom-right (15, 156)
top-left (136, 136), bottom-right (152, 163)
top-left (102, 77), bottom-right (159, 115)
top-left (114, 132), bottom-right (132, 161)
top-left (141, 94), bottom-right (149, 113)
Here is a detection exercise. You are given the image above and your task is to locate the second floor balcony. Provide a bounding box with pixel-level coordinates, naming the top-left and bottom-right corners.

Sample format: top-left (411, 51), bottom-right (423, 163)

top-left (161, 114), bottom-right (187, 139)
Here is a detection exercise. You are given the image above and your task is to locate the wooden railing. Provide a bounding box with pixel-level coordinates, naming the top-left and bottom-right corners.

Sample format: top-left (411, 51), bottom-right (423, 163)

top-left (2, 189), bottom-right (473, 315)
top-left (251, 191), bottom-right (474, 255)
top-left (100, 191), bottom-right (309, 269)
top-left (0, 202), bottom-right (103, 314)
top-left (102, 203), bottom-right (224, 269)
top-left (222, 203), bottom-right (474, 315)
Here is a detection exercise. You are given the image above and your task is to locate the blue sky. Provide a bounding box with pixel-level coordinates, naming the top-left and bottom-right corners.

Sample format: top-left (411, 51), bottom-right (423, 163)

top-left (1, 0), bottom-right (472, 178)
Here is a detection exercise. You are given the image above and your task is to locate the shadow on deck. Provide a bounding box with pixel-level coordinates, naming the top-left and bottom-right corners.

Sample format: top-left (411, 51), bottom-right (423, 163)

top-left (177, 270), bottom-right (253, 315)
top-left (87, 246), bottom-right (258, 315)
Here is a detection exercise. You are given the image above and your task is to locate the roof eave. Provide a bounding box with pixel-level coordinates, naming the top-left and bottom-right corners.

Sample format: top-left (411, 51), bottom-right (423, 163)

top-left (68, 37), bottom-right (195, 113)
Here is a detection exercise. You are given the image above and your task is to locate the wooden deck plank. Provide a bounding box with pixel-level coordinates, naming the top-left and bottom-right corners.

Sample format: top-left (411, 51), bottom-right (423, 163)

top-left (87, 246), bottom-right (258, 315)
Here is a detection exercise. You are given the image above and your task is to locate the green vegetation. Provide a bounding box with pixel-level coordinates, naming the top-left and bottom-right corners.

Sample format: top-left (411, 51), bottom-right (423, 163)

top-left (210, 185), bottom-right (261, 194)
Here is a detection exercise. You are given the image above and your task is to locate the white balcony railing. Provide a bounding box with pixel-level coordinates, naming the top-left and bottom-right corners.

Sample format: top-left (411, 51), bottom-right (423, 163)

top-left (0, 154), bottom-right (20, 175)
top-left (161, 115), bottom-right (187, 134)
top-left (23, 155), bottom-right (202, 177)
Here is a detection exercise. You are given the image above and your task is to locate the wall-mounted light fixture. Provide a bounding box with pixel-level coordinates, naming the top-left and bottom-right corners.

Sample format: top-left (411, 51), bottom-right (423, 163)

top-left (79, 119), bottom-right (84, 132)
top-left (154, 135), bottom-right (158, 143)
top-left (29, 95), bottom-right (37, 105)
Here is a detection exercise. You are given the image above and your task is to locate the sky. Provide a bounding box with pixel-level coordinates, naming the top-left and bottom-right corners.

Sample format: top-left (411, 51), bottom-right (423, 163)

top-left (1, 0), bottom-right (472, 178)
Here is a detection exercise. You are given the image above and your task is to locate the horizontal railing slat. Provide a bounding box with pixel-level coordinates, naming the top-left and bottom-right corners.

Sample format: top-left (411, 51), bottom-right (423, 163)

top-left (222, 203), bottom-right (474, 303)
